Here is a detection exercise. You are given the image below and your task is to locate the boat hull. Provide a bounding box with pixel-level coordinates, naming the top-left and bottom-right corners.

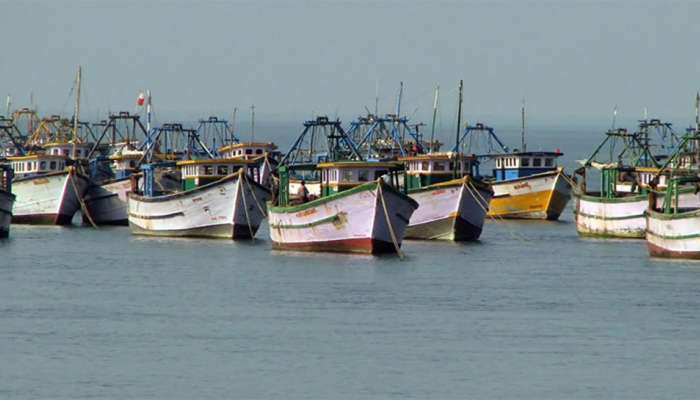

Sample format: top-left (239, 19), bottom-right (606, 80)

top-left (575, 190), bottom-right (700, 239)
top-left (405, 177), bottom-right (493, 241)
top-left (11, 169), bottom-right (89, 225)
top-left (488, 168), bottom-right (571, 220)
top-left (84, 178), bottom-right (132, 225)
top-left (128, 173), bottom-right (270, 239)
top-left (646, 208), bottom-right (700, 259)
top-left (0, 189), bottom-right (15, 237)
top-left (268, 180), bottom-right (418, 254)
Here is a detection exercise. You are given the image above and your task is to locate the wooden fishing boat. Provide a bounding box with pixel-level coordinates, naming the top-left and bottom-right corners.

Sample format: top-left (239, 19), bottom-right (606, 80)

top-left (7, 154), bottom-right (89, 224)
top-left (268, 161), bottom-right (418, 254)
top-left (572, 124), bottom-right (684, 238)
top-left (128, 159), bottom-right (270, 239)
top-left (399, 153), bottom-right (493, 240)
top-left (0, 163), bottom-right (15, 237)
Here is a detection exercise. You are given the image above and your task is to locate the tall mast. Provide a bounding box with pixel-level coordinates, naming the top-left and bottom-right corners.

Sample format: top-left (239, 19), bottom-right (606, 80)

top-left (455, 80), bottom-right (463, 152)
top-left (396, 81), bottom-right (403, 117)
top-left (146, 89), bottom-right (152, 134)
top-left (521, 98), bottom-right (526, 152)
top-left (374, 79), bottom-right (379, 116)
top-left (231, 107), bottom-right (238, 144)
top-left (250, 104), bottom-right (255, 143)
top-left (611, 105), bottom-right (618, 130)
top-left (430, 84), bottom-right (439, 153)
top-left (695, 92), bottom-right (699, 133)
top-left (5, 95), bottom-right (11, 117)
top-left (72, 65), bottom-right (81, 159)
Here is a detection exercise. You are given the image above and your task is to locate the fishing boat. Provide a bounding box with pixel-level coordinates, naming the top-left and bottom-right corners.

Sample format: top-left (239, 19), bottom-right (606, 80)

top-left (455, 122), bottom-right (571, 220)
top-left (268, 161), bottom-right (418, 253)
top-left (268, 116), bottom-right (418, 254)
top-left (573, 120), bottom-right (687, 238)
top-left (398, 82), bottom-right (493, 241)
top-left (0, 163), bottom-right (15, 237)
top-left (128, 159), bottom-right (270, 239)
top-left (646, 99), bottom-right (700, 258)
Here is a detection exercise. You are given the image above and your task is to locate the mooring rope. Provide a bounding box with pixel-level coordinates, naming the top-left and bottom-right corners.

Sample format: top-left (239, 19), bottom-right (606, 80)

top-left (238, 172), bottom-right (256, 241)
top-left (70, 167), bottom-right (98, 228)
top-left (377, 181), bottom-right (404, 259)
top-left (465, 179), bottom-right (529, 242)
top-left (241, 170), bottom-right (268, 217)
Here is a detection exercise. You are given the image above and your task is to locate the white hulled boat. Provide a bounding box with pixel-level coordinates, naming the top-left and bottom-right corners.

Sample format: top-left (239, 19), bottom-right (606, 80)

top-left (128, 159), bottom-right (270, 239)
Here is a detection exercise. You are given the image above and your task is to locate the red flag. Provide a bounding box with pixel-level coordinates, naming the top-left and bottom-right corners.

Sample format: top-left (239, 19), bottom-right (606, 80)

top-left (137, 92), bottom-right (145, 106)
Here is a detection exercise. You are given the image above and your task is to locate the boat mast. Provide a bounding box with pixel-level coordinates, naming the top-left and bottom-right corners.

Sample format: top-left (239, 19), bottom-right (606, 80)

top-left (231, 107), bottom-right (238, 144)
top-left (695, 92), bottom-right (699, 133)
top-left (72, 65), bottom-right (81, 159)
top-left (455, 80), bottom-right (463, 153)
top-left (146, 89), bottom-right (152, 135)
top-left (374, 79), bottom-right (379, 116)
top-left (396, 81), bottom-right (403, 118)
top-left (430, 84), bottom-right (439, 154)
top-left (5, 95), bottom-right (10, 117)
top-left (521, 98), bottom-right (526, 152)
top-left (250, 104), bottom-right (255, 143)
top-left (611, 105), bottom-right (618, 130)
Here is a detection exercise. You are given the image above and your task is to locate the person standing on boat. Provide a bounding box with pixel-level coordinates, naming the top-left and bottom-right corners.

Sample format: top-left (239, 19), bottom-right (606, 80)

top-left (298, 180), bottom-right (309, 203)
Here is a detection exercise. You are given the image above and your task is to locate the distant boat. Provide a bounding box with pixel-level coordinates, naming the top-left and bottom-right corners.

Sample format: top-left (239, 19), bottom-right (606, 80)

top-left (0, 163), bottom-right (15, 237)
top-left (128, 159), bottom-right (270, 239)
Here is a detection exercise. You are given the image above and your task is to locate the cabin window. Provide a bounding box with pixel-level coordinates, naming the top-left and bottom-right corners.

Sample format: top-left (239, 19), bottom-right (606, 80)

top-left (204, 166), bottom-right (213, 175)
top-left (256, 149), bottom-right (263, 154)
top-left (545, 158), bottom-right (553, 167)
top-left (217, 166), bottom-right (229, 175)
top-left (521, 158), bottom-right (530, 167)
top-left (245, 149), bottom-right (253, 155)
top-left (342, 170), bottom-right (354, 182)
top-left (533, 158), bottom-right (542, 167)
top-left (421, 161), bottom-right (429, 171)
top-left (433, 162), bottom-right (445, 171)
top-left (50, 161), bottom-right (56, 170)
top-left (129, 161), bottom-right (136, 168)
top-left (40, 161), bottom-right (46, 170)
top-left (358, 170), bottom-right (369, 182)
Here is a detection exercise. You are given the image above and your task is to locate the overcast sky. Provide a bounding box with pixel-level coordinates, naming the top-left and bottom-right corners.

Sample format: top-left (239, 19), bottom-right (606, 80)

top-left (2, 0), bottom-right (699, 130)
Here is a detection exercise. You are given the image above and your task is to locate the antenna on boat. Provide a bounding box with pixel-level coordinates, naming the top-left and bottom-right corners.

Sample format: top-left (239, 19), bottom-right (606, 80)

top-left (250, 104), bottom-right (255, 143)
top-left (695, 92), bottom-right (699, 133)
top-left (5, 95), bottom-right (11, 117)
top-left (430, 84), bottom-right (439, 154)
top-left (521, 98), bottom-right (526, 152)
top-left (232, 107), bottom-right (238, 144)
top-left (455, 80), bottom-right (463, 153)
top-left (396, 82), bottom-right (404, 118)
top-left (71, 65), bottom-right (82, 159)
top-left (375, 79), bottom-right (380, 116)
top-left (611, 105), bottom-right (618, 130)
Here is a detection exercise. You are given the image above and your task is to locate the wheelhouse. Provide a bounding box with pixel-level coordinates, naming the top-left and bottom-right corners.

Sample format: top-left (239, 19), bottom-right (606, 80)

top-left (317, 161), bottom-right (402, 196)
top-left (177, 158), bottom-right (260, 190)
top-left (399, 153), bottom-right (479, 189)
top-left (218, 142), bottom-right (278, 160)
top-left (7, 154), bottom-right (68, 178)
top-left (492, 151), bottom-right (562, 181)
top-left (43, 142), bottom-right (92, 160)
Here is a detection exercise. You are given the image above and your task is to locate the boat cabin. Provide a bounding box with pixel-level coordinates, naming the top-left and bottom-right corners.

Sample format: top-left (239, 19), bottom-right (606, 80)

top-left (492, 151), bottom-right (562, 181)
top-left (7, 154), bottom-right (69, 178)
top-left (177, 158), bottom-right (260, 190)
top-left (317, 161), bottom-right (402, 196)
top-left (399, 153), bottom-right (479, 189)
top-left (218, 142), bottom-right (278, 160)
top-left (109, 151), bottom-right (143, 179)
top-left (43, 142), bottom-right (92, 160)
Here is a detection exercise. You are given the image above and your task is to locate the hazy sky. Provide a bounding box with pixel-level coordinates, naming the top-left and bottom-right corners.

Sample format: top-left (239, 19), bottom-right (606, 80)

top-left (2, 0), bottom-right (700, 130)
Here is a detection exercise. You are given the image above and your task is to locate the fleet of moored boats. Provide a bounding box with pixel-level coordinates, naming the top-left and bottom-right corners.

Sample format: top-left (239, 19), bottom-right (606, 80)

top-left (3, 70), bottom-right (700, 260)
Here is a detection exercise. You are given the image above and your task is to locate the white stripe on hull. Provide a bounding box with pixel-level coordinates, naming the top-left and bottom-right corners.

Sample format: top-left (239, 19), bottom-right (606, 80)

top-left (268, 182), bottom-right (418, 253)
top-left (11, 170), bottom-right (89, 224)
top-left (646, 209), bottom-right (700, 258)
top-left (575, 191), bottom-right (700, 238)
top-left (128, 174), bottom-right (269, 239)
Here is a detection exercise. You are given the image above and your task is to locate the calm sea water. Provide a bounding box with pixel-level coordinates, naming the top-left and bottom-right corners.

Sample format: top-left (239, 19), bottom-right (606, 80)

top-left (1, 125), bottom-right (700, 399)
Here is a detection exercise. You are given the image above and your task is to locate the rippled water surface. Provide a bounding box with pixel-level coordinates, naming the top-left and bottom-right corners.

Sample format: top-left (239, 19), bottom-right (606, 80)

top-left (1, 126), bottom-right (700, 399)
